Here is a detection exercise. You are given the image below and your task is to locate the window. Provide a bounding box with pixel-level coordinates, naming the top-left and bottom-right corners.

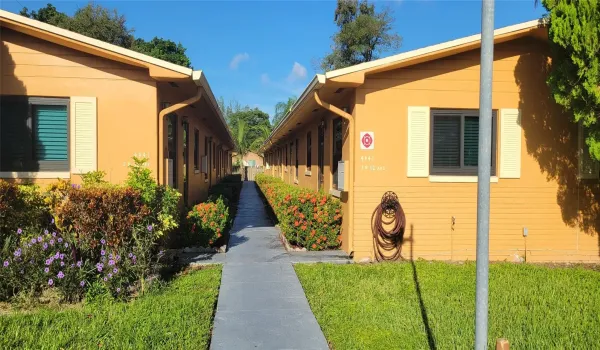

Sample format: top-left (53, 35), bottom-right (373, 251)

top-left (194, 129), bottom-right (199, 171)
top-left (430, 109), bottom-right (497, 175)
top-left (306, 132), bottom-right (312, 171)
top-left (0, 96), bottom-right (69, 172)
top-left (332, 118), bottom-right (343, 189)
top-left (213, 143), bottom-right (216, 170)
top-left (295, 138), bottom-right (299, 178)
top-left (289, 142), bottom-right (293, 170)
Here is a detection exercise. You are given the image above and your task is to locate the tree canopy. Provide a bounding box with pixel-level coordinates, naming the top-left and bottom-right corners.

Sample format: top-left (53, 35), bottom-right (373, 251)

top-left (542, 0), bottom-right (600, 159)
top-left (272, 97), bottom-right (298, 127)
top-left (320, 0), bottom-right (401, 71)
top-left (20, 3), bottom-right (191, 67)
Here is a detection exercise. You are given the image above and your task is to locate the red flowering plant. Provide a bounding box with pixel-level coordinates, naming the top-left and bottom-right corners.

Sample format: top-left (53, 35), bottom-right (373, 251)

top-left (255, 174), bottom-right (342, 251)
top-left (187, 196), bottom-right (229, 247)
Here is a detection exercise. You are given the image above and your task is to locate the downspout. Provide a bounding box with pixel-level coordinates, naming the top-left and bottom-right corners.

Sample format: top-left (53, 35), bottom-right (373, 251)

top-left (314, 90), bottom-right (355, 257)
top-left (157, 87), bottom-right (203, 185)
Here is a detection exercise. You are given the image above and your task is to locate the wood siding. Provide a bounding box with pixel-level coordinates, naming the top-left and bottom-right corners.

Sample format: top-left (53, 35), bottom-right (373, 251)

top-left (353, 37), bottom-right (600, 262)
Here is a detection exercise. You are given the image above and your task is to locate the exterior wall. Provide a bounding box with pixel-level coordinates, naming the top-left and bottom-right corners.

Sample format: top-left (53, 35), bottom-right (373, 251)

top-left (353, 37), bottom-right (600, 262)
top-left (1, 28), bottom-right (157, 185)
top-left (158, 84), bottom-right (232, 207)
top-left (235, 152), bottom-right (264, 167)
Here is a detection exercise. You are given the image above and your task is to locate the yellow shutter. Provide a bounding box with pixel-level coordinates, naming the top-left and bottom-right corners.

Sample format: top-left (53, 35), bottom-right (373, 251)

top-left (407, 106), bottom-right (430, 177)
top-left (578, 121), bottom-right (600, 179)
top-left (70, 96), bottom-right (97, 174)
top-left (499, 109), bottom-right (522, 179)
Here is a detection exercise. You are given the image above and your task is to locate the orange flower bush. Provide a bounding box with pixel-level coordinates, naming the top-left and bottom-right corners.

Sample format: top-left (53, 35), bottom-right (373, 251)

top-left (187, 197), bottom-right (229, 247)
top-left (255, 174), bottom-right (342, 251)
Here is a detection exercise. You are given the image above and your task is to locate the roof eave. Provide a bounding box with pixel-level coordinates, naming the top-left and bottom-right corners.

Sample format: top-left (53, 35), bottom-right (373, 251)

top-left (193, 70), bottom-right (235, 148)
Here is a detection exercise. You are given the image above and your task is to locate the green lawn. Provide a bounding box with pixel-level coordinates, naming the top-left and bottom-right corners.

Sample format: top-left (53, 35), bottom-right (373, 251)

top-left (0, 266), bottom-right (221, 349)
top-left (295, 262), bottom-right (600, 349)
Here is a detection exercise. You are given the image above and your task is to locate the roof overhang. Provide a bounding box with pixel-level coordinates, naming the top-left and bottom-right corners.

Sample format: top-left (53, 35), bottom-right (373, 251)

top-left (0, 9), bottom-right (191, 80)
top-left (261, 19), bottom-right (546, 154)
top-left (193, 70), bottom-right (235, 148)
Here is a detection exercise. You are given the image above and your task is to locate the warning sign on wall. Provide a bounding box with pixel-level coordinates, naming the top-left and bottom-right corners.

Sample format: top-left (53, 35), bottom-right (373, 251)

top-left (360, 132), bottom-right (375, 150)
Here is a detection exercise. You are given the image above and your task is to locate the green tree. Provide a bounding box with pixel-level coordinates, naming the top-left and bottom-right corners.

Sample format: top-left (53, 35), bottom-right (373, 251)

top-left (19, 3), bottom-right (191, 66)
top-left (272, 96), bottom-right (297, 127)
top-left (131, 37), bottom-right (191, 68)
top-left (320, 0), bottom-right (401, 71)
top-left (228, 109), bottom-right (271, 154)
top-left (217, 97), bottom-right (249, 124)
top-left (542, 0), bottom-right (600, 159)
top-left (232, 119), bottom-right (252, 164)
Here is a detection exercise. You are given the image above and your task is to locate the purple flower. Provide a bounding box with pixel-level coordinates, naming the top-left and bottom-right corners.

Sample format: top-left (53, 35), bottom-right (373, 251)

top-left (147, 225), bottom-right (153, 232)
top-left (101, 250), bottom-right (106, 256)
top-left (45, 259), bottom-right (52, 266)
top-left (108, 273), bottom-right (112, 278)
top-left (57, 271), bottom-right (64, 279)
top-left (3, 261), bottom-right (9, 267)
top-left (49, 239), bottom-right (55, 246)
top-left (31, 238), bottom-right (37, 244)
top-left (109, 254), bottom-right (113, 259)
top-left (48, 279), bottom-right (54, 286)
top-left (64, 243), bottom-right (69, 248)
top-left (70, 264), bottom-right (74, 268)
top-left (97, 266), bottom-right (103, 272)
top-left (116, 255), bottom-right (121, 261)
top-left (52, 232), bottom-right (57, 237)
top-left (17, 228), bottom-right (22, 234)
top-left (60, 261), bottom-right (65, 267)
top-left (14, 249), bottom-right (21, 257)
top-left (44, 229), bottom-right (49, 235)
top-left (128, 253), bottom-right (133, 258)
top-left (80, 281), bottom-right (85, 287)
top-left (103, 277), bottom-right (108, 282)
top-left (59, 254), bottom-right (65, 260)
top-left (44, 267), bottom-right (49, 273)
top-left (57, 238), bottom-right (63, 243)
top-left (71, 184), bottom-right (77, 189)
top-left (76, 261), bottom-right (82, 268)
top-left (158, 250), bottom-right (164, 256)
top-left (100, 239), bottom-right (106, 245)
top-left (108, 260), bottom-right (115, 266)
top-left (54, 252), bottom-right (60, 259)
top-left (37, 236), bottom-right (42, 242)
top-left (113, 268), bottom-right (118, 274)
top-left (51, 218), bottom-right (55, 224)
top-left (116, 287), bottom-right (121, 293)
top-left (43, 243), bottom-right (48, 250)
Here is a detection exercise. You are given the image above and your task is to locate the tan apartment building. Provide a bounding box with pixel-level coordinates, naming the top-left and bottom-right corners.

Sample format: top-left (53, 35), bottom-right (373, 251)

top-left (0, 10), bottom-right (234, 206)
top-left (262, 20), bottom-right (600, 263)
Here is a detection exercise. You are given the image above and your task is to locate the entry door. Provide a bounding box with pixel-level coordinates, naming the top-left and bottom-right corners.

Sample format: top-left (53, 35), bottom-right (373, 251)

top-left (167, 114), bottom-right (177, 189)
top-left (318, 123), bottom-right (325, 190)
top-left (182, 120), bottom-right (189, 204)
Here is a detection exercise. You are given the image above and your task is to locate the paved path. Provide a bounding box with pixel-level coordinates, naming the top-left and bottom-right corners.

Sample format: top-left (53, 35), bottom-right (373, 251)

top-left (210, 182), bottom-right (329, 350)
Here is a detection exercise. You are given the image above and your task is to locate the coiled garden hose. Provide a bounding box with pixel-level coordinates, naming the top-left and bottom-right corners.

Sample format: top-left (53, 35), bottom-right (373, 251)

top-left (371, 191), bottom-right (406, 262)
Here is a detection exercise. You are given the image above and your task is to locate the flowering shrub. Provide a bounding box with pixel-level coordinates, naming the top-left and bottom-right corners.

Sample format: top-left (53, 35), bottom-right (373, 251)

top-left (255, 174), bottom-right (342, 251)
top-left (187, 197), bottom-right (229, 247)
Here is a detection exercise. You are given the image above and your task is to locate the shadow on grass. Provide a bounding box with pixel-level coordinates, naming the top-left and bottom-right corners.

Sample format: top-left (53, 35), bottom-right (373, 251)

top-left (409, 224), bottom-right (437, 350)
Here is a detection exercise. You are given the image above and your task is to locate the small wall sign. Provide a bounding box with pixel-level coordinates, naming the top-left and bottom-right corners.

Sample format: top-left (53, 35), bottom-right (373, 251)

top-left (360, 132), bottom-right (374, 150)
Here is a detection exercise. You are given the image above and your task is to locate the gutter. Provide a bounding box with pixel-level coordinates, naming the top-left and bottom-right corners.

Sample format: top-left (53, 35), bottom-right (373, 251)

top-left (260, 74), bottom-right (325, 151)
top-left (157, 88), bottom-right (203, 185)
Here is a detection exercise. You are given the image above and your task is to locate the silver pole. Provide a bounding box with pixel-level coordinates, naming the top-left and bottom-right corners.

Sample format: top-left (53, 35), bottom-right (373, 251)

top-left (475, 0), bottom-right (495, 349)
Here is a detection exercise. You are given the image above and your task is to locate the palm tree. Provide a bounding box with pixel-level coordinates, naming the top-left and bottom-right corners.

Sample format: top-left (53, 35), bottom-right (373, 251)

top-left (234, 119), bottom-right (251, 166)
top-left (272, 96), bottom-right (297, 127)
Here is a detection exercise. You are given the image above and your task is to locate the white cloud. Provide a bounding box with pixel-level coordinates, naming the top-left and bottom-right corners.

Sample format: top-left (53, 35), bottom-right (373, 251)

top-left (229, 53), bottom-right (250, 70)
top-left (260, 73), bottom-right (270, 84)
top-left (286, 62), bottom-right (307, 82)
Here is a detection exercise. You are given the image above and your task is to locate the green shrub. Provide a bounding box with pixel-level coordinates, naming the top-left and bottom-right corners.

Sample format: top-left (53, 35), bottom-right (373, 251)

top-left (255, 174), bottom-right (342, 250)
top-left (0, 181), bottom-right (50, 249)
top-left (187, 197), bottom-right (229, 247)
top-left (81, 170), bottom-right (108, 187)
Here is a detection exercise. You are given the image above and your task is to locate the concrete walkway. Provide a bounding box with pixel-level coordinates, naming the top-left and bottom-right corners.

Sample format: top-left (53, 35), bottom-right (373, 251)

top-left (210, 182), bottom-right (329, 350)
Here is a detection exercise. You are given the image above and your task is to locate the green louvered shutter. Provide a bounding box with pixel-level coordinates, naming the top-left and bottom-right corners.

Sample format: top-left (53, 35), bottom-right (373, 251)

top-left (34, 105), bottom-right (68, 161)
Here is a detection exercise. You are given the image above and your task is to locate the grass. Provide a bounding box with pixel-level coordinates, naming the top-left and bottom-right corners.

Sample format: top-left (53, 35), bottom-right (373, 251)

top-left (0, 266), bottom-right (221, 349)
top-left (295, 262), bottom-right (600, 349)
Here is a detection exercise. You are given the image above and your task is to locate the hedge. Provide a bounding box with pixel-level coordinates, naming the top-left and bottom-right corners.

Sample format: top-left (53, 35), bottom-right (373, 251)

top-left (255, 174), bottom-right (342, 250)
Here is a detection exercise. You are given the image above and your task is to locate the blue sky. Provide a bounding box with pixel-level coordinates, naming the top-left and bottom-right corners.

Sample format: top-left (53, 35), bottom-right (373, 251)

top-left (1, 1), bottom-right (546, 121)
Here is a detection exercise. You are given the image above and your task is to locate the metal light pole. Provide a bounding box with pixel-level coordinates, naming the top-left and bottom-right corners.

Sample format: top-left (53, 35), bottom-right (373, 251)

top-left (475, 0), bottom-right (495, 349)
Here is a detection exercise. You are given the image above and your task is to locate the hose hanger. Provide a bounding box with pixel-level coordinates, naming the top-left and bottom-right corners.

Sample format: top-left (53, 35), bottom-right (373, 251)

top-left (371, 191), bottom-right (406, 262)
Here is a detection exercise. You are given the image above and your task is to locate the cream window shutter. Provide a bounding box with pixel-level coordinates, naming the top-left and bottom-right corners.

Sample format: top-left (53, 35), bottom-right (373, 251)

top-left (407, 106), bottom-right (430, 177)
top-left (499, 109), bottom-right (522, 178)
top-left (578, 121), bottom-right (600, 179)
top-left (70, 97), bottom-right (97, 174)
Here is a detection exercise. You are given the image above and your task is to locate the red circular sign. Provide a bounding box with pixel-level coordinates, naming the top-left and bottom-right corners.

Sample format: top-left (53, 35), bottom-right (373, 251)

top-left (362, 133), bottom-right (373, 148)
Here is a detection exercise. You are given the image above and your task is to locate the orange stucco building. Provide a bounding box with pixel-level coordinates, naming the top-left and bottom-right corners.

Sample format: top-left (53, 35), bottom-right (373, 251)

top-left (262, 20), bottom-right (600, 263)
top-left (0, 10), bottom-right (234, 206)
